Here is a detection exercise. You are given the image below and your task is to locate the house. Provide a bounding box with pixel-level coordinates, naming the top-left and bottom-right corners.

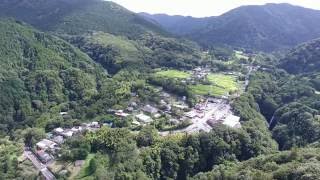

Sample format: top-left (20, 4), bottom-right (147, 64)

top-left (52, 135), bottom-right (64, 144)
top-left (71, 126), bottom-right (83, 133)
top-left (59, 112), bottom-right (68, 115)
top-left (115, 110), bottom-right (130, 117)
top-left (37, 150), bottom-right (53, 163)
top-left (136, 114), bottom-right (152, 123)
top-left (61, 130), bottom-right (73, 137)
top-left (89, 121), bottom-right (100, 128)
top-left (54, 127), bottom-right (64, 134)
top-left (142, 105), bottom-right (158, 115)
top-left (153, 113), bottom-right (162, 118)
top-left (36, 139), bottom-right (58, 150)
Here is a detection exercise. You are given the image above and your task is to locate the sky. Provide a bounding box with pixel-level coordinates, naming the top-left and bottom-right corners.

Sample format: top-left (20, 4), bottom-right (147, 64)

top-left (108, 0), bottom-right (320, 17)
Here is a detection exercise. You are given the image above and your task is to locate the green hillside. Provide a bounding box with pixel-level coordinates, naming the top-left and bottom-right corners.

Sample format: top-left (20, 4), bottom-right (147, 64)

top-left (192, 148), bottom-right (320, 179)
top-left (0, 0), bottom-right (166, 38)
top-left (280, 39), bottom-right (320, 74)
top-left (68, 32), bottom-right (205, 74)
top-left (142, 3), bottom-right (320, 52)
top-left (0, 19), bottom-right (117, 135)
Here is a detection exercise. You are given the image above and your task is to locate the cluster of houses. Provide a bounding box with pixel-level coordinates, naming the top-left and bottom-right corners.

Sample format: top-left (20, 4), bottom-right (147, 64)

top-left (109, 90), bottom-right (191, 128)
top-left (35, 121), bottom-right (102, 163)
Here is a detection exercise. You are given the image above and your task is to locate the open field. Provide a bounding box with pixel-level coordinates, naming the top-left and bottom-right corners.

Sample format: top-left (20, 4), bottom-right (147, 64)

top-left (207, 73), bottom-right (238, 91)
top-left (189, 73), bottom-right (239, 97)
top-left (189, 84), bottom-right (227, 96)
top-left (155, 70), bottom-right (191, 79)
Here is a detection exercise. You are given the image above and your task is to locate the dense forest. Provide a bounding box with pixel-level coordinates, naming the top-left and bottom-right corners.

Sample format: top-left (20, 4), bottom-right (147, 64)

top-left (141, 3), bottom-right (320, 52)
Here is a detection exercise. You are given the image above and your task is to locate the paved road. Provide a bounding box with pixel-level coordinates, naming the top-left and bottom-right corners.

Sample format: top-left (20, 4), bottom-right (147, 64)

top-left (159, 102), bottom-right (230, 136)
top-left (24, 150), bottom-right (56, 180)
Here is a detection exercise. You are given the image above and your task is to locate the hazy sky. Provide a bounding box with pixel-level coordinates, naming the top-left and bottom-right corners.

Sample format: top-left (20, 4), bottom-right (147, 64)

top-left (108, 0), bottom-right (320, 17)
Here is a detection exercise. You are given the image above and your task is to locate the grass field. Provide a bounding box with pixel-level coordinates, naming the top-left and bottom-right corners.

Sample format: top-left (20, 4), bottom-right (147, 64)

top-left (189, 73), bottom-right (239, 97)
top-left (207, 74), bottom-right (238, 91)
top-left (155, 70), bottom-right (191, 79)
top-left (189, 85), bottom-right (227, 96)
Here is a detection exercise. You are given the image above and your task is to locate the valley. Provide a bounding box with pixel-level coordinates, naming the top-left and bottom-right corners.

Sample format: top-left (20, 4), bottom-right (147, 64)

top-left (0, 0), bottom-right (319, 179)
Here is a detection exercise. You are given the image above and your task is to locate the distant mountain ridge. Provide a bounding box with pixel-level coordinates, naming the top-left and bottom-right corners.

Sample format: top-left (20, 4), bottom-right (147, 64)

top-left (139, 12), bottom-right (212, 35)
top-left (0, 0), bottom-right (167, 38)
top-left (140, 3), bottom-right (320, 51)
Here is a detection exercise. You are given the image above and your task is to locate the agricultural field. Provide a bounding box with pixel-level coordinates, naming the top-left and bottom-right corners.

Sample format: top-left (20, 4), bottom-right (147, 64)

top-left (189, 73), bottom-right (239, 97)
top-left (207, 73), bottom-right (239, 92)
top-left (155, 70), bottom-right (191, 79)
top-left (189, 85), bottom-right (227, 96)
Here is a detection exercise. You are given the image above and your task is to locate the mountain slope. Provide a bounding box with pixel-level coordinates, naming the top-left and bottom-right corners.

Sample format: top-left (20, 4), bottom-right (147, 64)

top-left (279, 38), bottom-right (320, 74)
top-left (139, 13), bottom-right (211, 35)
top-left (0, 0), bottom-right (166, 38)
top-left (142, 3), bottom-right (320, 51)
top-left (0, 19), bottom-right (111, 135)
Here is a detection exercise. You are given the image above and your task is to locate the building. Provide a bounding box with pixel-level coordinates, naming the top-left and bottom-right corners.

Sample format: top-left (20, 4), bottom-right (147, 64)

top-left (142, 105), bottom-right (158, 115)
top-left (89, 122), bottom-right (100, 128)
top-left (153, 113), bottom-right (162, 118)
top-left (71, 126), bottom-right (83, 133)
top-left (59, 112), bottom-right (68, 115)
top-left (37, 150), bottom-right (53, 163)
top-left (115, 110), bottom-right (130, 117)
top-left (136, 113), bottom-right (152, 123)
top-left (52, 135), bottom-right (64, 144)
top-left (61, 130), bottom-right (73, 137)
top-left (36, 139), bottom-right (58, 150)
top-left (223, 115), bottom-right (241, 128)
top-left (54, 127), bottom-right (64, 134)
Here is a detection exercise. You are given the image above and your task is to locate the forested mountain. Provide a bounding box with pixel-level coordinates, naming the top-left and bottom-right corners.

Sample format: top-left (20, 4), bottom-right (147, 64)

top-left (0, 0), bottom-right (207, 74)
top-left (280, 39), bottom-right (320, 74)
top-left (192, 148), bottom-right (320, 179)
top-left (141, 3), bottom-right (320, 51)
top-left (0, 0), bottom-right (166, 37)
top-left (139, 13), bottom-right (211, 35)
top-left (0, 19), bottom-right (131, 136)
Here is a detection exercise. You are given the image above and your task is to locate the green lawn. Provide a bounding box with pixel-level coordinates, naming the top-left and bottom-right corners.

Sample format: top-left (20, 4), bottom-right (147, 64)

top-left (76, 154), bottom-right (95, 179)
top-left (155, 70), bottom-right (191, 79)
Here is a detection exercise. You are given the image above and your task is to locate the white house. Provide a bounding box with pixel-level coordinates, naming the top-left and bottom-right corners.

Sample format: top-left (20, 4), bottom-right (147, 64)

top-left (136, 114), bottom-right (152, 123)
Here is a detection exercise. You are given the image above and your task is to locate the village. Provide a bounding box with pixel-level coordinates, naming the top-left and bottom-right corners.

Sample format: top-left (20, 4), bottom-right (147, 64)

top-left (28, 64), bottom-right (249, 163)
top-left (24, 51), bottom-right (257, 179)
